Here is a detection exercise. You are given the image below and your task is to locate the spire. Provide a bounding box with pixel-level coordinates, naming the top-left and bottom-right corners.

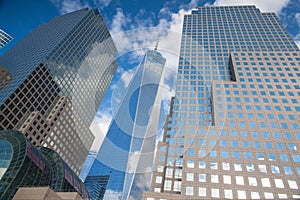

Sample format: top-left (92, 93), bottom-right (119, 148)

top-left (154, 38), bottom-right (159, 50)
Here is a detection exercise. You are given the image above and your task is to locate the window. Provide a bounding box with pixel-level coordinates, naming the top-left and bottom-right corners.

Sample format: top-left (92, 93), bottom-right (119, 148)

top-left (211, 174), bottom-right (219, 183)
top-left (173, 181), bottom-right (181, 192)
top-left (211, 188), bottom-right (219, 198)
top-left (275, 179), bottom-right (284, 188)
top-left (175, 169), bottom-right (182, 178)
top-left (261, 178), bottom-right (271, 187)
top-left (156, 176), bottom-right (162, 183)
top-left (187, 160), bottom-right (194, 168)
top-left (198, 187), bottom-right (206, 197)
top-left (164, 180), bottom-right (172, 191)
top-left (237, 190), bottom-right (246, 199)
top-left (224, 189), bottom-right (233, 199)
top-left (166, 168), bottom-right (173, 178)
top-left (234, 163), bottom-right (242, 171)
top-left (186, 186), bottom-right (194, 196)
top-left (199, 174), bottom-right (206, 182)
top-left (187, 173), bottom-right (194, 181)
top-left (223, 175), bottom-right (231, 184)
top-left (236, 176), bottom-right (244, 185)
top-left (258, 165), bottom-right (267, 173)
top-left (288, 180), bottom-right (298, 189)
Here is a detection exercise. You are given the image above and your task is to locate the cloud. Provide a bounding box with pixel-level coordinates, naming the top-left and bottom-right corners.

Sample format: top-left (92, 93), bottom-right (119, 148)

top-left (121, 68), bottom-right (135, 88)
top-left (93, 0), bottom-right (112, 9)
top-left (212, 0), bottom-right (290, 14)
top-left (295, 13), bottom-right (300, 27)
top-left (50, 0), bottom-right (89, 14)
top-left (127, 151), bottom-right (141, 173)
top-left (128, 166), bottom-right (152, 199)
top-left (110, 8), bottom-right (131, 34)
top-left (294, 33), bottom-right (300, 49)
top-left (90, 108), bottom-right (113, 150)
top-left (180, 0), bottom-right (202, 10)
top-left (103, 189), bottom-right (122, 200)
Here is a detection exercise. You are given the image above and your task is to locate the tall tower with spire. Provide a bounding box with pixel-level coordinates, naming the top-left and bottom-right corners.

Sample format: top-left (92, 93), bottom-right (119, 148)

top-left (86, 47), bottom-right (166, 199)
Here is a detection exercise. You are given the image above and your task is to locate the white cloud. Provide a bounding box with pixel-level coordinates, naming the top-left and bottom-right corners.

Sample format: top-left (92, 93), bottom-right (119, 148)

top-left (110, 8), bottom-right (131, 34)
top-left (295, 13), bottom-right (300, 27)
top-left (127, 151), bottom-right (141, 173)
top-left (50, 0), bottom-right (89, 14)
top-left (121, 68), bottom-right (135, 88)
top-left (103, 189), bottom-right (122, 200)
top-left (128, 166), bottom-right (152, 199)
top-left (212, 0), bottom-right (290, 14)
top-left (93, 0), bottom-right (112, 9)
top-left (294, 33), bottom-right (300, 49)
top-left (90, 109), bottom-right (113, 150)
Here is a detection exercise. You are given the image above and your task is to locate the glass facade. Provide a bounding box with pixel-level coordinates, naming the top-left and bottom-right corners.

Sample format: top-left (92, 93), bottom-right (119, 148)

top-left (84, 175), bottom-right (110, 200)
top-left (0, 8), bottom-right (118, 174)
top-left (87, 50), bottom-right (166, 199)
top-left (0, 130), bottom-right (88, 199)
top-left (79, 150), bottom-right (97, 182)
top-left (0, 29), bottom-right (13, 49)
top-left (143, 6), bottom-right (300, 200)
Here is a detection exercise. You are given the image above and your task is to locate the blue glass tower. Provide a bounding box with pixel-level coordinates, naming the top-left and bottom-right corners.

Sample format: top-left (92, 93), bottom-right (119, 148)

top-left (87, 49), bottom-right (166, 199)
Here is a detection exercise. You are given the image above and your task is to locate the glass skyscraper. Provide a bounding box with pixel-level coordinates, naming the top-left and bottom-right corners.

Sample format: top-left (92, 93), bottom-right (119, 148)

top-left (0, 29), bottom-right (13, 49)
top-left (79, 150), bottom-right (98, 181)
top-left (87, 49), bottom-right (166, 199)
top-left (144, 6), bottom-right (300, 200)
top-left (0, 8), bottom-right (118, 174)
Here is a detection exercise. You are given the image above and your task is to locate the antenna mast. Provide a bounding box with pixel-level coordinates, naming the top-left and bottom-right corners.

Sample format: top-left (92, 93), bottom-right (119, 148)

top-left (154, 38), bottom-right (159, 50)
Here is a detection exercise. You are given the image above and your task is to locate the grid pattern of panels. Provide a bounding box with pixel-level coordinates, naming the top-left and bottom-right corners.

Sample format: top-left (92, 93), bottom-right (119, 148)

top-left (0, 8), bottom-right (118, 174)
top-left (0, 8), bottom-right (90, 105)
top-left (0, 66), bottom-right (12, 90)
top-left (0, 29), bottom-right (13, 48)
top-left (46, 10), bottom-right (118, 125)
top-left (143, 5), bottom-right (300, 200)
top-left (0, 64), bottom-right (59, 131)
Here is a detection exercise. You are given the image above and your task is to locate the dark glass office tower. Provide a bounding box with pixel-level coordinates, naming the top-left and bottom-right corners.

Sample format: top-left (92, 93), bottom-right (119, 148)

top-left (87, 49), bottom-right (166, 199)
top-left (0, 8), bottom-right (118, 174)
top-left (144, 6), bottom-right (300, 200)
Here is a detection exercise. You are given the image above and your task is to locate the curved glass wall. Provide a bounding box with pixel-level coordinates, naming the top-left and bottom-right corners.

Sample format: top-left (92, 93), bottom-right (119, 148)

top-left (0, 130), bottom-right (88, 199)
top-left (0, 140), bottom-right (13, 180)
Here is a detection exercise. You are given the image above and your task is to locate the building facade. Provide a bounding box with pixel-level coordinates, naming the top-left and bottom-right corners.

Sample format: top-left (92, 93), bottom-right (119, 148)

top-left (0, 8), bottom-right (118, 174)
top-left (12, 187), bottom-right (83, 200)
top-left (84, 175), bottom-right (110, 200)
top-left (0, 130), bottom-right (88, 200)
top-left (143, 6), bottom-right (300, 200)
top-left (0, 29), bottom-right (13, 49)
top-left (87, 49), bottom-right (166, 199)
top-left (79, 150), bottom-right (98, 182)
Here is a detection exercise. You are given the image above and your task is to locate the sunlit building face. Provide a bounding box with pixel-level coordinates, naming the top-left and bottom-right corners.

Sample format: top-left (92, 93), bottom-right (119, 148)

top-left (143, 5), bottom-right (300, 200)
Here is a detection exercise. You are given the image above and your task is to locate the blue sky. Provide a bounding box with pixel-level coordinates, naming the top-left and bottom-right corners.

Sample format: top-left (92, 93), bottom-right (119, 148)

top-left (1, 0), bottom-right (299, 198)
top-left (1, 0), bottom-right (300, 156)
top-left (1, 0), bottom-right (299, 152)
top-left (1, 0), bottom-right (299, 54)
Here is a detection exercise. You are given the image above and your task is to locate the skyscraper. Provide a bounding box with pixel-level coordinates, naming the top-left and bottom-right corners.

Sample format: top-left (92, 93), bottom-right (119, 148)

top-left (80, 150), bottom-right (98, 181)
top-left (0, 29), bottom-right (13, 49)
top-left (143, 5), bottom-right (300, 200)
top-left (84, 175), bottom-right (110, 200)
top-left (87, 49), bottom-right (166, 199)
top-left (0, 8), bottom-right (118, 174)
